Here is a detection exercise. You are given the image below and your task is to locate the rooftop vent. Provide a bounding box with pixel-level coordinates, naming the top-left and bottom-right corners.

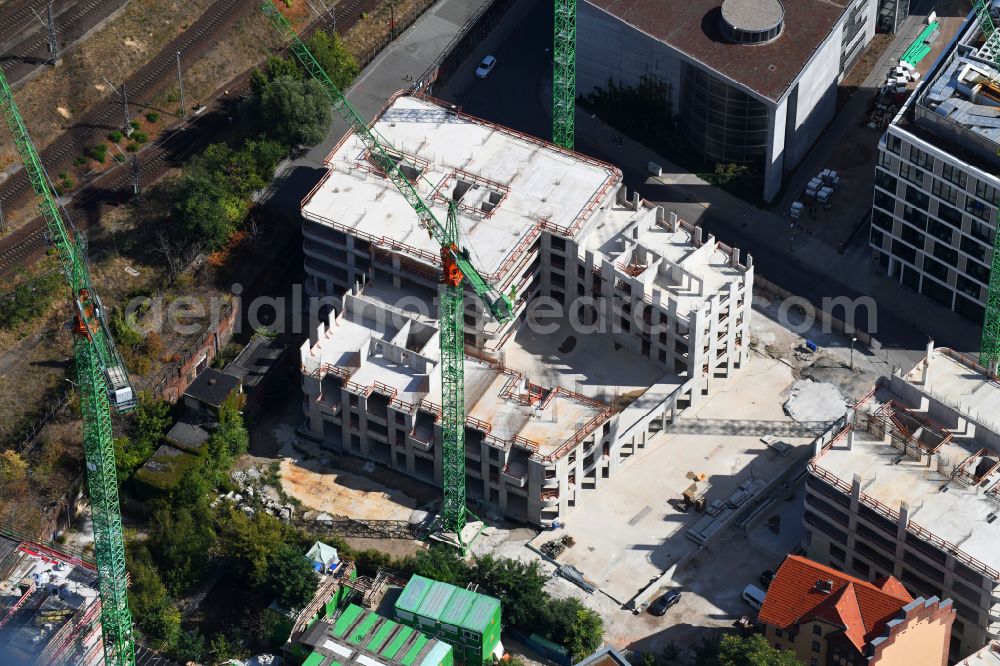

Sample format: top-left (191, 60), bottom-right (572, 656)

top-left (815, 579), bottom-right (834, 594)
top-left (719, 0), bottom-right (784, 45)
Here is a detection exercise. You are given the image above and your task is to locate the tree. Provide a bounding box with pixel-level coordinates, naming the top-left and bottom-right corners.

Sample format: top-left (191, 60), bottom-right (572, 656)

top-left (306, 30), bottom-right (359, 90)
top-left (172, 628), bottom-right (205, 663)
top-left (128, 544), bottom-right (181, 648)
top-left (218, 506), bottom-right (290, 588)
top-left (471, 555), bottom-right (548, 628)
top-left (412, 546), bottom-right (471, 586)
top-left (0, 450), bottom-right (28, 497)
top-left (258, 76), bottom-right (332, 148)
top-left (266, 542), bottom-right (318, 610)
top-left (564, 607), bottom-right (603, 662)
top-left (175, 170), bottom-right (246, 249)
top-left (699, 634), bottom-right (800, 666)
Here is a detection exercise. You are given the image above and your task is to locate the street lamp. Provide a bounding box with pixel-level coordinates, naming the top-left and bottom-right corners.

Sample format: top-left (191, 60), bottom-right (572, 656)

top-left (850, 336), bottom-right (858, 370)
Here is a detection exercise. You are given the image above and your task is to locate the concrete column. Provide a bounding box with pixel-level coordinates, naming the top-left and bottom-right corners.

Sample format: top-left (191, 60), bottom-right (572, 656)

top-left (922, 340), bottom-right (935, 384)
top-left (763, 101), bottom-right (788, 203)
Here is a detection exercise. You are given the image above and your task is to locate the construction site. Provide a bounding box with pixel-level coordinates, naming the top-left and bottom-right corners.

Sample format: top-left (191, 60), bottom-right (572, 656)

top-left (0, 533), bottom-right (104, 666)
top-left (3, 0), bottom-right (1000, 662)
top-left (298, 93), bottom-right (754, 527)
top-left (806, 345), bottom-right (1000, 660)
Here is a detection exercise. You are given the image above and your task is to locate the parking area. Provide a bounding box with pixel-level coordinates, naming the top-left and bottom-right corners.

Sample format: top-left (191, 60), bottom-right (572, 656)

top-left (529, 354), bottom-right (814, 605)
top-left (621, 486), bottom-right (806, 655)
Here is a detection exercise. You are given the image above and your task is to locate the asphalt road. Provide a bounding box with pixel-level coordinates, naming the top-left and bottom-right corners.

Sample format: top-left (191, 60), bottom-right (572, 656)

top-left (432, 3), bottom-right (978, 363)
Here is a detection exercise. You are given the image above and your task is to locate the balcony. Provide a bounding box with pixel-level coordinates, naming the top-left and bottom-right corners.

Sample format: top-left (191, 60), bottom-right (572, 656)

top-left (502, 462), bottom-right (528, 488)
top-left (541, 488), bottom-right (560, 507)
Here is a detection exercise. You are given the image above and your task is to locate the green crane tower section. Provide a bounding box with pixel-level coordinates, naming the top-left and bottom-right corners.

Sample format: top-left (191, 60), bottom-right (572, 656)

top-left (553, 0), bottom-right (576, 149)
top-left (0, 69), bottom-right (136, 665)
top-left (972, 0), bottom-right (1000, 367)
top-left (261, 1), bottom-right (514, 542)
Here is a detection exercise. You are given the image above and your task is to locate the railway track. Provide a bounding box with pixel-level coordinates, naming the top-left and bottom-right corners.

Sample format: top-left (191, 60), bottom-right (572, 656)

top-left (0, 120), bottom-right (208, 276)
top-left (0, 0), bottom-right (126, 83)
top-left (0, 0), bottom-right (249, 210)
top-left (0, 0), bottom-right (387, 277)
top-left (0, 0), bottom-right (50, 42)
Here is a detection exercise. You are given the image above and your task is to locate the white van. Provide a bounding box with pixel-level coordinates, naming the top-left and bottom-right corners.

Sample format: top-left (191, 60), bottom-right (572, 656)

top-left (742, 584), bottom-right (767, 610)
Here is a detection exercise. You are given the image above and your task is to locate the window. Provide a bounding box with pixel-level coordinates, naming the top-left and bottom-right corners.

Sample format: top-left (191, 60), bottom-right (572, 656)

top-left (933, 242), bottom-right (958, 266)
top-left (942, 163), bottom-right (967, 188)
top-left (937, 202), bottom-right (962, 226)
top-left (887, 134), bottom-right (902, 154)
top-left (911, 146), bottom-right (934, 170)
top-left (899, 162), bottom-right (924, 187)
top-left (905, 184), bottom-right (929, 209)
top-left (878, 150), bottom-right (893, 169)
top-left (923, 257), bottom-right (949, 282)
top-left (813, 624), bottom-right (822, 636)
top-left (902, 206), bottom-right (928, 230)
top-left (873, 189), bottom-right (896, 213)
top-left (852, 558), bottom-right (870, 576)
top-left (810, 660), bottom-right (818, 666)
top-left (875, 168), bottom-right (897, 194)
top-left (932, 178), bottom-right (960, 206)
top-left (775, 629), bottom-right (784, 638)
top-left (812, 640), bottom-right (821, 652)
top-left (967, 259), bottom-right (990, 284)
top-left (830, 543), bottom-right (846, 562)
top-left (961, 235), bottom-right (986, 262)
top-left (965, 194), bottom-right (991, 221)
top-left (900, 222), bottom-right (922, 247)
top-left (927, 219), bottom-right (953, 243)
top-left (975, 179), bottom-right (1000, 206)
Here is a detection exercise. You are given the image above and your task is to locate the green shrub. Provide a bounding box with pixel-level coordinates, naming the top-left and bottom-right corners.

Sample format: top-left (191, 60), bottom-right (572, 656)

top-left (126, 142), bottom-right (140, 153)
top-left (86, 144), bottom-right (108, 163)
top-left (130, 120), bottom-right (141, 131)
top-left (73, 156), bottom-right (87, 166)
top-left (145, 111), bottom-right (160, 123)
top-left (132, 131), bottom-right (148, 144)
top-left (108, 130), bottom-right (124, 143)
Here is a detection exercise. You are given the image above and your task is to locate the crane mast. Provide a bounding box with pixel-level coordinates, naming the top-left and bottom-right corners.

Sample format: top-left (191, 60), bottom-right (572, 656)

top-left (971, 0), bottom-right (1000, 367)
top-left (553, 0), bottom-right (576, 149)
top-left (0, 69), bottom-right (135, 666)
top-left (261, 1), bottom-right (513, 540)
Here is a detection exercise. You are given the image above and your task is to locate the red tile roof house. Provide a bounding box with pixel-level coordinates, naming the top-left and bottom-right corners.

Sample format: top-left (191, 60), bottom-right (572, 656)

top-left (758, 555), bottom-right (955, 666)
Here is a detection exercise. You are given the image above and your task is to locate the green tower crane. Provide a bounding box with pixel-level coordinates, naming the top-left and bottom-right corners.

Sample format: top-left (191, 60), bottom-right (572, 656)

top-left (0, 70), bottom-right (135, 664)
top-left (972, 0), bottom-right (1000, 367)
top-left (553, 0), bottom-right (576, 149)
top-left (261, 1), bottom-right (514, 542)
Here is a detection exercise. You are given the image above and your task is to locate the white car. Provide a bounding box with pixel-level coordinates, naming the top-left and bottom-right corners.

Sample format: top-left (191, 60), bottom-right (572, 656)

top-left (475, 55), bottom-right (497, 78)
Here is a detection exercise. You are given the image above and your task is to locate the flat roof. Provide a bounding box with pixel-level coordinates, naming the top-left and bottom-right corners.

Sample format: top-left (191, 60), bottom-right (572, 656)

top-left (304, 295), bottom-right (613, 461)
top-left (905, 347), bottom-right (1000, 437)
top-left (302, 95), bottom-right (619, 283)
top-left (585, 0), bottom-right (849, 101)
top-left (813, 425), bottom-right (1000, 576)
top-left (584, 212), bottom-right (746, 318)
top-left (302, 603), bottom-right (450, 666)
top-left (395, 575), bottom-right (499, 633)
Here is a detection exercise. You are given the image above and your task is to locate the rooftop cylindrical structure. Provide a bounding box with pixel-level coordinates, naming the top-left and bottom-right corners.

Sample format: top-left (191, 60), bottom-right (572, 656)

top-left (719, 0), bottom-right (784, 45)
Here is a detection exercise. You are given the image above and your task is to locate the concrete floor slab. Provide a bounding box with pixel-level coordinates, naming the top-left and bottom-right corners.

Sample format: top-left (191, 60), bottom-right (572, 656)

top-left (529, 355), bottom-right (812, 604)
top-left (503, 317), bottom-right (668, 403)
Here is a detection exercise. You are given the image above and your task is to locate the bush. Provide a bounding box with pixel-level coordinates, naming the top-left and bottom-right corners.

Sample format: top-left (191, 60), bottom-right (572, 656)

top-left (73, 155), bottom-right (87, 166)
top-left (126, 142), bottom-right (140, 152)
top-left (132, 131), bottom-right (148, 144)
top-left (146, 111), bottom-right (160, 123)
top-left (108, 130), bottom-right (124, 143)
top-left (0, 270), bottom-right (62, 330)
top-left (86, 144), bottom-right (108, 163)
top-left (131, 120), bottom-right (141, 131)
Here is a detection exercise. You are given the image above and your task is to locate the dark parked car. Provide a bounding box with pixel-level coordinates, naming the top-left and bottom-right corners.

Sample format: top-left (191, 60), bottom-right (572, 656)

top-left (648, 589), bottom-right (682, 616)
top-left (760, 570), bottom-right (776, 588)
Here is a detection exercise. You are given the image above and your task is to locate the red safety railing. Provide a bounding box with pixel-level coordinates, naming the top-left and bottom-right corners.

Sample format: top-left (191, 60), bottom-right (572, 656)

top-left (372, 381), bottom-right (398, 399)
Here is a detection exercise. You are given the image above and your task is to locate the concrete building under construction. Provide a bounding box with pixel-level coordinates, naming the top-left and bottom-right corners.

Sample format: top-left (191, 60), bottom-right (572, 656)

top-left (299, 94), bottom-right (754, 526)
top-left (804, 344), bottom-right (1000, 660)
top-left (0, 534), bottom-right (104, 666)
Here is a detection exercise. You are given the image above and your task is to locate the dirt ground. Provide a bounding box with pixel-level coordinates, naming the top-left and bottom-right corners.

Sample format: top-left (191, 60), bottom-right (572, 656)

top-left (279, 459), bottom-right (421, 521)
top-left (340, 536), bottom-right (426, 558)
top-left (0, 0), bottom-right (219, 173)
